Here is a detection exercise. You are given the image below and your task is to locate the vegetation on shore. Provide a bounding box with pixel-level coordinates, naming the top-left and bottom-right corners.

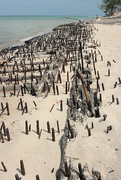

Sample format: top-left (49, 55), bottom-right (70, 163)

top-left (98, 0), bottom-right (121, 16)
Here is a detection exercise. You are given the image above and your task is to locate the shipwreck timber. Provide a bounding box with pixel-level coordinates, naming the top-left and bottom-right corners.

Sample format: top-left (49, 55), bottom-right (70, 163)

top-left (0, 20), bottom-right (102, 179)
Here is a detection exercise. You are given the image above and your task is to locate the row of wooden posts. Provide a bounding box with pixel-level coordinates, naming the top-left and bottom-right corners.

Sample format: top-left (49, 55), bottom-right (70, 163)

top-left (25, 119), bottom-right (60, 141)
top-left (1, 160), bottom-right (87, 180)
top-left (0, 122), bottom-right (10, 143)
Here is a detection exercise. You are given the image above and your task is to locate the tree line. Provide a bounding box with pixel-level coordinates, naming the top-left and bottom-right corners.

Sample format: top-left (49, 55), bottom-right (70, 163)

top-left (98, 0), bottom-right (121, 16)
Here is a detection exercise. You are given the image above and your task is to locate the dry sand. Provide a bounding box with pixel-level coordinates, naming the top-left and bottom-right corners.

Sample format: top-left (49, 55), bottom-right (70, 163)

top-left (0, 14), bottom-right (121, 180)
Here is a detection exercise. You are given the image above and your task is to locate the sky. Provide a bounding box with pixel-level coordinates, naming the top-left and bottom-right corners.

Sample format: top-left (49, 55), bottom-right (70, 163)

top-left (0, 0), bottom-right (104, 16)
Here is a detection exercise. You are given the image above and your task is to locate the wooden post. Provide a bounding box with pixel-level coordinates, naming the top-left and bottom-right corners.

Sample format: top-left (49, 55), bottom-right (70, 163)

top-left (6, 102), bottom-right (10, 115)
top-left (91, 122), bottom-right (94, 129)
top-left (103, 114), bottom-right (107, 121)
top-left (52, 81), bottom-right (55, 95)
top-left (25, 103), bottom-right (28, 113)
top-left (67, 120), bottom-right (71, 130)
top-left (57, 121), bottom-right (60, 133)
top-left (65, 82), bottom-right (68, 94)
top-left (2, 122), bottom-right (6, 136)
top-left (1, 102), bottom-right (4, 112)
top-left (6, 128), bottom-right (10, 141)
top-left (25, 121), bottom-right (29, 135)
top-left (88, 128), bottom-right (91, 136)
top-left (102, 83), bottom-right (105, 91)
top-left (67, 71), bottom-right (69, 82)
top-left (36, 120), bottom-right (39, 135)
top-left (14, 84), bottom-right (16, 96)
top-left (56, 85), bottom-right (59, 95)
top-left (3, 86), bottom-right (6, 97)
top-left (70, 128), bottom-right (74, 138)
top-left (118, 77), bottom-right (121, 84)
top-left (97, 71), bottom-right (100, 79)
top-left (15, 174), bottom-right (20, 180)
top-left (80, 42), bottom-right (84, 72)
top-left (60, 100), bottom-right (63, 111)
top-left (0, 130), bottom-right (4, 143)
top-left (114, 82), bottom-right (117, 88)
top-left (21, 85), bottom-right (24, 96)
top-left (36, 175), bottom-right (40, 180)
top-left (116, 98), bottom-right (119, 105)
top-left (29, 124), bottom-right (31, 131)
top-left (108, 69), bottom-right (110, 76)
top-left (76, 69), bottom-right (89, 107)
top-left (52, 128), bottom-right (55, 142)
top-left (1, 162), bottom-right (7, 172)
top-left (112, 95), bottom-right (114, 102)
top-left (99, 93), bottom-right (102, 103)
top-left (47, 121), bottom-right (50, 133)
top-left (78, 163), bottom-right (83, 178)
top-left (20, 160), bottom-right (26, 176)
top-left (49, 104), bottom-right (55, 112)
top-left (64, 161), bottom-right (69, 177)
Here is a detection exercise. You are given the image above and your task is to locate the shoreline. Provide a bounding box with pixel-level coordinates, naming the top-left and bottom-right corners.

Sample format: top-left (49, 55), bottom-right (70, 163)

top-left (0, 15), bottom-right (95, 51)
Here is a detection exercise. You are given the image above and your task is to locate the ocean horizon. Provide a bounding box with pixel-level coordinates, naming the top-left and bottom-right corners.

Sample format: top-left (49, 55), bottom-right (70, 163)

top-left (0, 15), bottom-right (95, 50)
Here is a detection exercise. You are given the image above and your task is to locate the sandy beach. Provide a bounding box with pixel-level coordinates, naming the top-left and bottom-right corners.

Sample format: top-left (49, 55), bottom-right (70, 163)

top-left (0, 13), bottom-right (121, 180)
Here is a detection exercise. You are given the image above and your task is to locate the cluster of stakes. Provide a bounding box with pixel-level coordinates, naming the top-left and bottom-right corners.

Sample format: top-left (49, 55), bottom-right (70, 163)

top-left (0, 20), bottom-right (109, 179)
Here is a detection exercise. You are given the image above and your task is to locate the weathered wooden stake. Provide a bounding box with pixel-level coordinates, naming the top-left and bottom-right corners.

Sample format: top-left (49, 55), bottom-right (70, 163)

top-left (60, 100), bottom-right (63, 111)
top-left (78, 163), bottom-right (83, 178)
top-left (64, 161), bottom-right (69, 177)
top-left (49, 104), bottom-right (55, 112)
top-left (108, 69), bottom-right (110, 76)
top-left (112, 95), bottom-right (114, 102)
top-left (29, 124), bottom-right (31, 131)
top-left (57, 121), bottom-right (60, 133)
top-left (102, 83), bottom-right (105, 91)
top-left (101, 55), bottom-right (103, 61)
top-left (103, 114), bottom-right (107, 121)
top-left (118, 77), bottom-right (121, 84)
top-left (3, 86), bottom-right (6, 97)
top-left (2, 122), bottom-right (6, 136)
top-left (114, 82), bottom-right (117, 88)
top-left (91, 122), bottom-right (94, 129)
top-left (1, 102), bottom-right (4, 111)
top-left (88, 128), bottom-right (91, 136)
top-left (6, 102), bottom-right (10, 115)
top-left (36, 175), bottom-right (40, 180)
top-left (47, 121), bottom-right (50, 133)
top-left (25, 103), bottom-right (28, 113)
top-left (25, 121), bottom-right (29, 135)
top-left (56, 85), bottom-right (59, 95)
top-left (99, 93), bottom-right (102, 103)
top-left (67, 120), bottom-right (71, 130)
top-left (116, 98), bottom-right (119, 105)
top-left (15, 174), bottom-right (20, 180)
top-left (97, 71), bottom-right (100, 79)
top-left (1, 162), bottom-right (7, 172)
top-left (21, 85), bottom-right (24, 96)
top-left (36, 120), bottom-right (39, 135)
top-left (70, 128), bottom-right (74, 138)
top-left (52, 81), bottom-right (55, 95)
top-left (6, 128), bottom-right (10, 141)
top-left (67, 71), bottom-right (69, 82)
top-left (20, 160), bottom-right (26, 176)
top-left (52, 128), bottom-right (55, 142)
top-left (14, 84), bottom-right (16, 96)
top-left (0, 130), bottom-right (4, 143)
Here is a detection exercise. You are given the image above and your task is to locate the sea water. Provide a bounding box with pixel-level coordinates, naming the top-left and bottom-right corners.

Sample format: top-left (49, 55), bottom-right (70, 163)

top-left (0, 16), bottom-right (95, 50)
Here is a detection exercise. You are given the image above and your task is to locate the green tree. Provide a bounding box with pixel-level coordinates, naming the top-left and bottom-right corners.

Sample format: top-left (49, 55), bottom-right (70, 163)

top-left (98, 0), bottom-right (121, 16)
